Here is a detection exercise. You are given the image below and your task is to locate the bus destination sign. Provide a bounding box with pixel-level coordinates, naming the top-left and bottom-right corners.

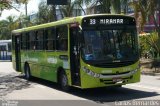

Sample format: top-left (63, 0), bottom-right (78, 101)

top-left (82, 16), bottom-right (135, 27)
top-left (89, 18), bottom-right (124, 25)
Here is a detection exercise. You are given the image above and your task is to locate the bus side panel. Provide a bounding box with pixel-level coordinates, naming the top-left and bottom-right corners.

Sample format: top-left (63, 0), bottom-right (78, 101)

top-left (23, 50), bottom-right (68, 83)
top-left (20, 51), bottom-right (25, 73)
top-left (40, 51), bottom-right (60, 82)
top-left (38, 51), bottom-right (69, 82)
top-left (25, 51), bottom-right (43, 78)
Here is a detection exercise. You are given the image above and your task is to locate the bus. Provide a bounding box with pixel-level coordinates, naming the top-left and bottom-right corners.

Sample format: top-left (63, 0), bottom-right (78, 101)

top-left (0, 40), bottom-right (12, 61)
top-left (12, 14), bottom-right (140, 90)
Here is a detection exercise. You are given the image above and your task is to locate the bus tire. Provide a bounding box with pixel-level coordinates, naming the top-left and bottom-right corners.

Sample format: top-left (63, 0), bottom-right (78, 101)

top-left (60, 70), bottom-right (70, 91)
top-left (24, 64), bottom-right (31, 80)
top-left (115, 85), bottom-right (122, 87)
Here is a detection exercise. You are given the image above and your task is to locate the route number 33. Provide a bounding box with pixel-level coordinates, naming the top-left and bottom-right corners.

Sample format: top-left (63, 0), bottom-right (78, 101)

top-left (90, 19), bottom-right (96, 25)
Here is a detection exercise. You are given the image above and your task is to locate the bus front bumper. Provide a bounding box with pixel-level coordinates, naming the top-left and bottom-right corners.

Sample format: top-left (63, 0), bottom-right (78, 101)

top-left (80, 68), bottom-right (140, 89)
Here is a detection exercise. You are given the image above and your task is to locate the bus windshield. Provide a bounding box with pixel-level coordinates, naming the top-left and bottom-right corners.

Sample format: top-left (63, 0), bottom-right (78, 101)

top-left (82, 26), bottom-right (139, 64)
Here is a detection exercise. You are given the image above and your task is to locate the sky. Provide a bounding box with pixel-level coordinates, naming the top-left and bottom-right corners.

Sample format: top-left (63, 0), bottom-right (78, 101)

top-left (0, 0), bottom-right (42, 20)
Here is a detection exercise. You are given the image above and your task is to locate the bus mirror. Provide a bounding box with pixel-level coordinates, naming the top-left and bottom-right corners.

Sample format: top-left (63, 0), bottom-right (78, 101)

top-left (78, 25), bottom-right (82, 32)
top-left (78, 25), bottom-right (82, 36)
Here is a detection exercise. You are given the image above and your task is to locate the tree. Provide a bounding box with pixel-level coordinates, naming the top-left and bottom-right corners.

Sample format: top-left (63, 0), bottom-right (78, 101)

top-left (110, 0), bottom-right (121, 14)
top-left (146, 32), bottom-right (160, 58)
top-left (82, 0), bottom-right (111, 14)
top-left (59, 0), bottom-right (78, 18)
top-left (79, 0), bottom-right (128, 14)
top-left (121, 0), bottom-right (128, 14)
top-left (0, 20), bottom-right (10, 39)
top-left (0, 14), bottom-right (32, 39)
top-left (0, 0), bottom-right (14, 16)
top-left (37, 2), bottom-right (54, 24)
top-left (0, 0), bottom-right (30, 15)
top-left (14, 0), bottom-right (30, 16)
top-left (148, 0), bottom-right (160, 35)
top-left (129, 0), bottom-right (160, 34)
top-left (73, 0), bottom-right (86, 15)
top-left (16, 14), bottom-right (32, 28)
top-left (0, 15), bottom-right (18, 39)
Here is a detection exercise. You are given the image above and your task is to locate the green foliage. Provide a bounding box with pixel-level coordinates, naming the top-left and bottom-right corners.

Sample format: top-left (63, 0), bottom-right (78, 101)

top-left (129, 0), bottom-right (160, 33)
top-left (0, 14), bottom-right (31, 40)
top-left (36, 2), bottom-right (55, 24)
top-left (0, 0), bottom-right (12, 15)
top-left (0, 15), bottom-right (18, 39)
top-left (110, 0), bottom-right (121, 14)
top-left (139, 32), bottom-right (160, 59)
top-left (146, 32), bottom-right (160, 58)
top-left (0, 0), bottom-right (30, 16)
top-left (81, 0), bottom-right (128, 14)
top-left (59, 1), bottom-right (78, 18)
top-left (14, 0), bottom-right (29, 4)
top-left (139, 35), bottom-right (151, 57)
top-left (0, 20), bottom-right (10, 39)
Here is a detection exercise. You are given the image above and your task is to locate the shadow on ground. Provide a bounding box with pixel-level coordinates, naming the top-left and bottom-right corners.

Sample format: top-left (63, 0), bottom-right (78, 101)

top-left (27, 77), bottom-right (160, 103)
top-left (0, 73), bottom-right (31, 97)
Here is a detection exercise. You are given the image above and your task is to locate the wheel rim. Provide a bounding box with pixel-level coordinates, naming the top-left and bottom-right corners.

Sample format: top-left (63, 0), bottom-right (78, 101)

top-left (26, 66), bottom-right (30, 79)
top-left (62, 74), bottom-right (67, 87)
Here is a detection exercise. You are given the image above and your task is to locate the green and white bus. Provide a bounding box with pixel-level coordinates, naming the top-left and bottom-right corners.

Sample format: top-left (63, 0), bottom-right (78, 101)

top-left (12, 14), bottom-right (140, 90)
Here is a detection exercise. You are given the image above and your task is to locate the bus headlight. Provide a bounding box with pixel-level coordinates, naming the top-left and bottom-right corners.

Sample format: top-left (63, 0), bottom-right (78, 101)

top-left (82, 66), bottom-right (100, 78)
top-left (131, 68), bottom-right (138, 74)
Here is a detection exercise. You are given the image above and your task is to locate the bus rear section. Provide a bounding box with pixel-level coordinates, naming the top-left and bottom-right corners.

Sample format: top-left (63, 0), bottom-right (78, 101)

top-left (69, 15), bottom-right (140, 88)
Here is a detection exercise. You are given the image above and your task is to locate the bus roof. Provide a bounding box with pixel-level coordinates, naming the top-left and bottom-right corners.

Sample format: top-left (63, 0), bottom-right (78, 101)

top-left (12, 14), bottom-right (134, 35)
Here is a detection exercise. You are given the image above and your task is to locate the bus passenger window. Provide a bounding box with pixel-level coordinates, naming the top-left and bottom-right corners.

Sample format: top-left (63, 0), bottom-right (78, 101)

top-left (60, 40), bottom-right (68, 51)
top-left (26, 33), bottom-right (30, 50)
top-left (56, 25), bottom-right (68, 51)
top-left (21, 33), bottom-right (26, 50)
top-left (29, 31), bottom-right (36, 50)
top-left (36, 30), bottom-right (44, 50)
top-left (45, 28), bottom-right (56, 50)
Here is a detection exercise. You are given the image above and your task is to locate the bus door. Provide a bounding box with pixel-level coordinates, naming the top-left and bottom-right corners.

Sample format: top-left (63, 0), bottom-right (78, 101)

top-left (15, 35), bottom-right (21, 71)
top-left (70, 26), bottom-right (81, 86)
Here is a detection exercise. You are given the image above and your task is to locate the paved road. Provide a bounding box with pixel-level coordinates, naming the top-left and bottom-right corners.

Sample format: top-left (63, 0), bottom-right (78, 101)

top-left (0, 62), bottom-right (160, 106)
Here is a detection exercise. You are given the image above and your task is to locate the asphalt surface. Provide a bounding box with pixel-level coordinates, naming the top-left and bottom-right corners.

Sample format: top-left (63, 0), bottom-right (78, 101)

top-left (0, 62), bottom-right (160, 106)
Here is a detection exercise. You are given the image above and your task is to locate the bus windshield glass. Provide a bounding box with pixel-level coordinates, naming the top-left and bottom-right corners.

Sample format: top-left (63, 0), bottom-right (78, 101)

top-left (82, 26), bottom-right (138, 63)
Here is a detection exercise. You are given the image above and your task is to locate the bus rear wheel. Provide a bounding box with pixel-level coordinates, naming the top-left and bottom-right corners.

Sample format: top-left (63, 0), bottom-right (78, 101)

top-left (60, 71), bottom-right (70, 91)
top-left (24, 64), bottom-right (31, 80)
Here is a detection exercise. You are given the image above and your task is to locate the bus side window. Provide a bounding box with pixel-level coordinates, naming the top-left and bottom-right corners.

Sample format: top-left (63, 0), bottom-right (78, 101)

top-left (45, 28), bottom-right (56, 50)
top-left (21, 33), bottom-right (26, 50)
top-left (56, 25), bottom-right (68, 51)
top-left (29, 31), bottom-right (36, 50)
top-left (26, 33), bottom-right (30, 50)
top-left (36, 30), bottom-right (44, 50)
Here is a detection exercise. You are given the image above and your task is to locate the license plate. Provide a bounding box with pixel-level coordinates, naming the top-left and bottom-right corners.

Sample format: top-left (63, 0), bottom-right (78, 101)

top-left (113, 77), bottom-right (122, 82)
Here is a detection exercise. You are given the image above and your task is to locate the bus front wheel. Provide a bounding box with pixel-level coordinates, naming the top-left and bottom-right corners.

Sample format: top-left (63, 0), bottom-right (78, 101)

top-left (60, 71), bottom-right (70, 91)
top-left (24, 64), bottom-right (31, 80)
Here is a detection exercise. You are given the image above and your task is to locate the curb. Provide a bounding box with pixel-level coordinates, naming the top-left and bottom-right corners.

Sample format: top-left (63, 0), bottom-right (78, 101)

top-left (141, 72), bottom-right (160, 76)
